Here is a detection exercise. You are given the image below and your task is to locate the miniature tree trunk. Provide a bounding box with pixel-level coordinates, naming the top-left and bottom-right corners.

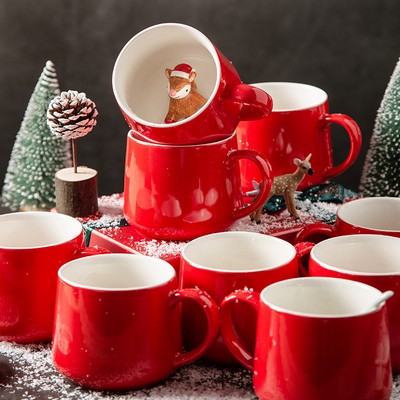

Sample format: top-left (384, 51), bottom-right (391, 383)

top-left (55, 167), bottom-right (98, 217)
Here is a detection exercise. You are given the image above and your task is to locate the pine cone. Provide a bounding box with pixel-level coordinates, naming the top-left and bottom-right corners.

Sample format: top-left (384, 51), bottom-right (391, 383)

top-left (47, 90), bottom-right (98, 140)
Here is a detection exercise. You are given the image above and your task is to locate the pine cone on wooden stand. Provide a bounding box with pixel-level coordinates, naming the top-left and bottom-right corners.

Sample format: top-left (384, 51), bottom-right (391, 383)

top-left (47, 90), bottom-right (99, 217)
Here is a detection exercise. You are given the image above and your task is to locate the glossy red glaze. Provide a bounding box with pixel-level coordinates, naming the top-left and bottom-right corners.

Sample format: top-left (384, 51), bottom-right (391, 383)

top-left (113, 24), bottom-right (273, 145)
top-left (237, 83), bottom-right (362, 191)
top-left (123, 131), bottom-right (273, 240)
top-left (299, 235), bottom-right (400, 371)
top-left (0, 212), bottom-right (89, 343)
top-left (310, 264), bottom-right (400, 372)
top-left (294, 197), bottom-right (400, 243)
top-left (52, 254), bottom-right (219, 391)
top-left (178, 232), bottom-right (299, 365)
top-left (220, 282), bottom-right (392, 400)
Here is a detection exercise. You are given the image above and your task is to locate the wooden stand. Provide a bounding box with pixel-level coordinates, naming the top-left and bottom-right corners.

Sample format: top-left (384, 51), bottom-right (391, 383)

top-left (55, 166), bottom-right (98, 217)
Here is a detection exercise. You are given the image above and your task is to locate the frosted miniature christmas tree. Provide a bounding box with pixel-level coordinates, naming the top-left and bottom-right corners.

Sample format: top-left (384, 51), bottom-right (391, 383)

top-left (360, 57), bottom-right (400, 196)
top-left (1, 61), bottom-right (71, 211)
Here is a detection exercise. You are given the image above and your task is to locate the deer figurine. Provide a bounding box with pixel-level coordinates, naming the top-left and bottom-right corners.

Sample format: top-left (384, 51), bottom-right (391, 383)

top-left (164, 63), bottom-right (207, 123)
top-left (249, 154), bottom-right (314, 223)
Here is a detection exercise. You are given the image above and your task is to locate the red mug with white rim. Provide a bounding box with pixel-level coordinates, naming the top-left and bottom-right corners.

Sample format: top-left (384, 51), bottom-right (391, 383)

top-left (123, 130), bottom-right (273, 240)
top-left (294, 196), bottom-right (400, 243)
top-left (297, 234), bottom-right (400, 371)
top-left (236, 82), bottom-right (362, 191)
top-left (112, 23), bottom-right (273, 145)
top-left (0, 211), bottom-right (107, 343)
top-left (220, 277), bottom-right (392, 400)
top-left (52, 253), bottom-right (219, 391)
top-left (179, 231), bottom-right (300, 365)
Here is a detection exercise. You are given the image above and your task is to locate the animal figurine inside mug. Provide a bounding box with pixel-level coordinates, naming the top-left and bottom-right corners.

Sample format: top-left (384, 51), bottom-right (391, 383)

top-left (249, 154), bottom-right (313, 223)
top-left (164, 63), bottom-right (207, 123)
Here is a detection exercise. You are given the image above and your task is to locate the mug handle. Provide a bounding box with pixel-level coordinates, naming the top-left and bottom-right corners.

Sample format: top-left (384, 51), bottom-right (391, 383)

top-left (293, 222), bottom-right (337, 244)
top-left (227, 149), bottom-right (273, 220)
top-left (219, 289), bottom-right (260, 371)
top-left (169, 288), bottom-right (219, 368)
top-left (294, 241), bottom-right (317, 276)
top-left (75, 245), bottom-right (111, 258)
top-left (222, 83), bottom-right (273, 120)
top-left (320, 113), bottom-right (362, 180)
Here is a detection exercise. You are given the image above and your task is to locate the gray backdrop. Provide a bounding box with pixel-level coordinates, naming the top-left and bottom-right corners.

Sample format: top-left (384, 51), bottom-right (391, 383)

top-left (1, 0), bottom-right (399, 196)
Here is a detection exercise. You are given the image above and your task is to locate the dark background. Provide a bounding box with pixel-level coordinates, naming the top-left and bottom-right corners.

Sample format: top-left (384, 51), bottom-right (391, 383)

top-left (1, 0), bottom-right (399, 196)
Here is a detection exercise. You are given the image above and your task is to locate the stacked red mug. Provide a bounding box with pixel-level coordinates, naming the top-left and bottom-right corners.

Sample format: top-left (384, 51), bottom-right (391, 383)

top-left (112, 23), bottom-right (274, 240)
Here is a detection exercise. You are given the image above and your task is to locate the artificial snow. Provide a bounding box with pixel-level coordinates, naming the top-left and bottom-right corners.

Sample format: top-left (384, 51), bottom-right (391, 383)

top-left (1, 341), bottom-right (400, 399)
top-left (0, 342), bottom-right (256, 399)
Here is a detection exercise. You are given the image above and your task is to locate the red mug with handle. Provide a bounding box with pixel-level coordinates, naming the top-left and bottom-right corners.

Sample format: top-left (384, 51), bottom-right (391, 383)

top-left (112, 23), bottom-right (273, 145)
top-left (0, 211), bottom-right (108, 343)
top-left (237, 82), bottom-right (362, 191)
top-left (220, 277), bottom-right (392, 400)
top-left (294, 196), bottom-right (400, 243)
top-left (124, 130), bottom-right (273, 240)
top-left (52, 254), bottom-right (219, 391)
top-left (179, 231), bottom-right (300, 365)
top-left (297, 234), bottom-right (400, 372)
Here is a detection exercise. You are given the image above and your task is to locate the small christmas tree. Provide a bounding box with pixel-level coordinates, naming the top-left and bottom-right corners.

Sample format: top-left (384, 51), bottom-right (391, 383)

top-left (1, 61), bottom-right (71, 211)
top-left (360, 57), bottom-right (400, 196)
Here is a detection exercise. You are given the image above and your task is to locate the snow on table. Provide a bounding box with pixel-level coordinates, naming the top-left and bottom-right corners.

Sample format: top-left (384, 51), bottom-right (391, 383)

top-left (1, 341), bottom-right (400, 399)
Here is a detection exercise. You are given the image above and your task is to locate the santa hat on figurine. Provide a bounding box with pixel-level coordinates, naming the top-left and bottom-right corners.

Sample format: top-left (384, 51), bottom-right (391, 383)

top-left (170, 63), bottom-right (196, 80)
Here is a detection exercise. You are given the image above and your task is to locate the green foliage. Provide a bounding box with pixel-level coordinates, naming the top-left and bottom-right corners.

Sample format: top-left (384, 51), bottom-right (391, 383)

top-left (360, 57), bottom-right (400, 196)
top-left (1, 61), bottom-right (71, 211)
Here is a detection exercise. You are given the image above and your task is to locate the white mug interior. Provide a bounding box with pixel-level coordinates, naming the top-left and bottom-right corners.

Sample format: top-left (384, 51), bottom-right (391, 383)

top-left (261, 277), bottom-right (383, 317)
top-left (311, 234), bottom-right (400, 275)
top-left (182, 231), bottom-right (296, 272)
top-left (338, 197), bottom-right (400, 232)
top-left (0, 212), bottom-right (82, 249)
top-left (112, 23), bottom-right (220, 126)
top-left (59, 254), bottom-right (176, 290)
top-left (252, 82), bottom-right (328, 112)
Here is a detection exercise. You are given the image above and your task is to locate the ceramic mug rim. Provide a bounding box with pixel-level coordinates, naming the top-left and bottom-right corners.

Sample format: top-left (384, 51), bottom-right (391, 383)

top-left (261, 277), bottom-right (384, 318)
top-left (337, 197), bottom-right (400, 233)
top-left (310, 234), bottom-right (400, 276)
top-left (58, 253), bottom-right (176, 292)
top-left (0, 211), bottom-right (82, 250)
top-left (112, 22), bottom-right (221, 128)
top-left (251, 81), bottom-right (328, 112)
top-left (128, 129), bottom-right (236, 148)
top-left (181, 231), bottom-right (297, 273)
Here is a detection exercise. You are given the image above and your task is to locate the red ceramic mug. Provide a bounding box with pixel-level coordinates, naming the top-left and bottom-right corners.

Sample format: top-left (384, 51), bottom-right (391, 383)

top-left (52, 253), bottom-right (219, 391)
top-left (237, 82), bottom-right (362, 191)
top-left (220, 277), bottom-right (392, 400)
top-left (297, 234), bottom-right (400, 371)
top-left (179, 231), bottom-right (300, 365)
top-left (294, 196), bottom-right (400, 243)
top-left (0, 211), bottom-right (107, 343)
top-left (124, 130), bottom-right (273, 240)
top-left (112, 23), bottom-right (273, 145)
